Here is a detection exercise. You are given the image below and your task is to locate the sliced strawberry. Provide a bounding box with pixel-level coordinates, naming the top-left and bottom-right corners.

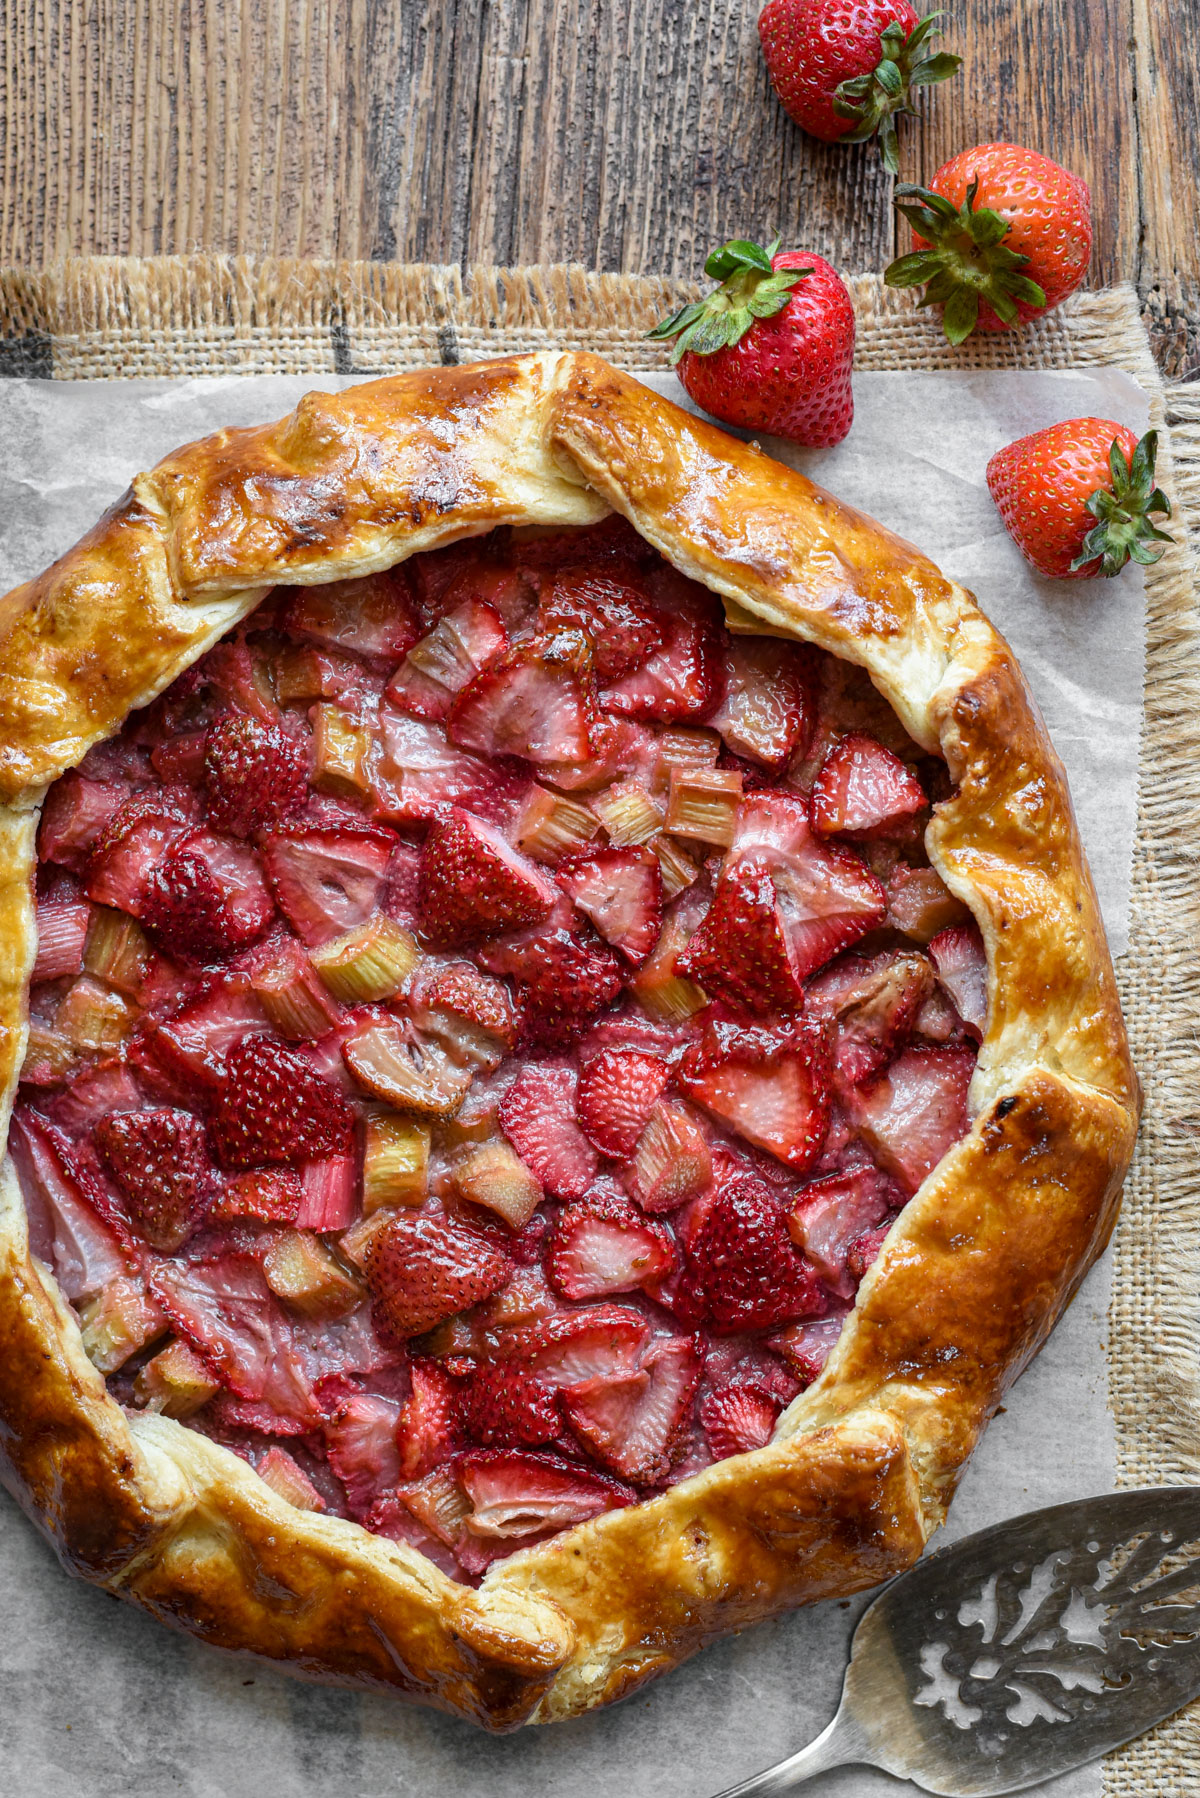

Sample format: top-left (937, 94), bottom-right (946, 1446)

top-left (150, 729), bottom-right (209, 784)
top-left (42, 1057), bottom-right (145, 1136)
top-left (261, 828), bottom-right (392, 947)
top-left (539, 567), bottom-right (668, 681)
top-left (929, 923), bottom-right (988, 1036)
top-left (210, 1168), bottom-right (304, 1223)
top-left (846, 1223), bottom-right (891, 1282)
top-left (547, 1190), bottom-right (676, 1301)
top-left (575, 1048), bottom-right (671, 1158)
top-left (710, 638), bottom-right (814, 770)
top-left (885, 862), bottom-right (971, 943)
top-left (768, 1311), bottom-right (849, 1386)
top-left (94, 1107), bottom-right (215, 1251)
top-left (557, 847), bottom-right (663, 963)
top-left (365, 1209), bottom-right (512, 1338)
top-left (683, 1176), bottom-right (825, 1336)
top-left (141, 830), bottom-right (275, 963)
top-left (372, 709), bottom-right (524, 826)
top-left (786, 1164), bottom-right (896, 1297)
top-left (84, 791), bottom-right (195, 915)
top-left (599, 610), bottom-right (721, 724)
top-left (323, 1391), bottom-right (404, 1518)
top-left (210, 1034), bottom-right (357, 1170)
top-left (677, 852), bottom-right (803, 1013)
top-left (457, 1448), bottom-right (635, 1537)
top-left (498, 1062), bottom-right (599, 1200)
top-left (542, 715), bottom-right (659, 794)
top-left (811, 733), bottom-right (927, 840)
top-left (494, 1303), bottom-right (650, 1385)
top-left (563, 1335), bottom-right (700, 1484)
top-left (38, 772), bottom-right (131, 870)
top-left (386, 598), bottom-right (508, 721)
top-left (417, 809), bottom-right (556, 948)
top-left (479, 902), bottom-right (624, 1049)
top-left (806, 948), bottom-right (933, 1093)
top-left (458, 1362), bottom-right (562, 1446)
top-left (448, 631), bottom-right (597, 765)
top-left (32, 899), bottom-right (90, 983)
top-left (8, 1108), bottom-right (129, 1301)
top-left (202, 711), bottom-right (308, 839)
top-left (850, 1044), bottom-right (975, 1194)
top-left (283, 567), bottom-right (421, 662)
top-left (149, 1254), bottom-right (316, 1422)
top-left (700, 1384), bottom-right (780, 1459)
top-left (420, 964), bottom-right (517, 1055)
top-left (679, 1014), bottom-right (830, 1172)
top-left (198, 638), bottom-right (281, 724)
top-left (396, 1359), bottom-right (461, 1479)
top-left (135, 975), bottom-right (269, 1095)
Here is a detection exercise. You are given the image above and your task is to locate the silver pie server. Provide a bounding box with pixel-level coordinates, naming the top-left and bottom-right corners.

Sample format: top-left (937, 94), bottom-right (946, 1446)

top-left (713, 1486), bottom-right (1200, 1796)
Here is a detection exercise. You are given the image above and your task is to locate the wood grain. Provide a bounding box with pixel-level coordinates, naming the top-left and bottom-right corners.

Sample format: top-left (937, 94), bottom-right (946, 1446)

top-left (0, 0), bottom-right (1196, 375)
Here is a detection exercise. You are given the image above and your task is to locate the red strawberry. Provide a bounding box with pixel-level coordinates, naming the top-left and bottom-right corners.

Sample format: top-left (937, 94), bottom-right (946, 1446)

top-left (928, 923), bottom-right (988, 1036)
top-left (94, 1107), bottom-right (214, 1251)
top-left (417, 809), bottom-right (556, 948)
top-left (539, 569), bottom-right (668, 682)
top-left (499, 1062), bottom-right (599, 1200)
top-left (39, 772), bottom-right (131, 870)
top-left (849, 1043), bottom-right (974, 1194)
top-left (769, 1311), bottom-right (849, 1385)
top-left (365, 1209), bottom-right (513, 1338)
top-left (885, 144), bottom-right (1092, 342)
top-left (557, 847), bottom-right (663, 964)
top-left (480, 903), bottom-right (623, 1047)
top-left (700, 1383), bottom-right (780, 1459)
top-left (203, 711), bottom-right (308, 838)
top-left (372, 710), bottom-right (525, 826)
top-left (420, 963), bottom-right (518, 1055)
top-left (811, 733), bottom-right (927, 839)
top-left (458, 1363), bottom-right (562, 1447)
top-left (710, 638), bottom-right (814, 770)
top-left (386, 598), bottom-right (508, 721)
top-left (649, 239), bottom-right (855, 448)
top-left (805, 947), bottom-right (933, 1092)
top-left (261, 828), bottom-right (392, 947)
top-left (210, 1034), bottom-right (357, 1170)
top-left (447, 632), bottom-right (597, 765)
top-left (210, 1168), bottom-right (304, 1223)
top-left (598, 607), bottom-right (722, 723)
top-left (141, 832), bottom-right (275, 963)
top-left (456, 1448), bottom-right (635, 1539)
top-left (396, 1359), bottom-right (462, 1479)
top-left (84, 790), bottom-right (194, 915)
top-left (283, 567), bottom-right (421, 662)
top-left (683, 1176), bottom-right (825, 1334)
top-left (575, 1048), bottom-right (671, 1158)
top-left (679, 1014), bottom-right (831, 1171)
top-left (323, 1392), bottom-right (404, 1518)
top-left (547, 1190), bottom-right (676, 1301)
top-left (758, 1), bottom-right (959, 171)
top-left (563, 1335), bottom-right (700, 1484)
top-left (678, 853), bottom-right (803, 1014)
top-left (493, 1303), bottom-right (649, 1386)
top-left (846, 1222), bottom-right (891, 1281)
top-left (786, 1164), bottom-right (895, 1296)
top-left (985, 421), bottom-right (1172, 579)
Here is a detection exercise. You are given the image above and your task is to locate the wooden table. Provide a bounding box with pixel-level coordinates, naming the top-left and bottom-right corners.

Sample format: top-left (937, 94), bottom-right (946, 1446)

top-left (0, 0), bottom-right (1195, 378)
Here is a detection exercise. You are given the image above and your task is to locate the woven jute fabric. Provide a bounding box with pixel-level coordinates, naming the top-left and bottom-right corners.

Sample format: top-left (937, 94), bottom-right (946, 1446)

top-left (1, 256), bottom-right (1198, 1793)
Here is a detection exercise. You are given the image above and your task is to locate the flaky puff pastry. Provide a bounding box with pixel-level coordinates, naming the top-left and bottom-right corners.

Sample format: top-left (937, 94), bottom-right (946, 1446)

top-left (0, 353), bottom-right (1137, 1728)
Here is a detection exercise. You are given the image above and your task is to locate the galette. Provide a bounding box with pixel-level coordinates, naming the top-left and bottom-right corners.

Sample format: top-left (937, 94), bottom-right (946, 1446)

top-left (0, 353), bottom-right (1138, 1729)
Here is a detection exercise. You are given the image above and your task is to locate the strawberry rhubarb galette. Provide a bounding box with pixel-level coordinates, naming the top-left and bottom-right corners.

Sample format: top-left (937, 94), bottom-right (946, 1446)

top-left (0, 354), bottom-right (1137, 1729)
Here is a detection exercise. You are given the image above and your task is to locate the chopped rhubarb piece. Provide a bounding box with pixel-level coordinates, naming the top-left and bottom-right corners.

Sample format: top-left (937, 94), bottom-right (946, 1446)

top-left (453, 1141), bottom-right (542, 1229)
top-left (710, 638), bottom-right (814, 770)
top-left (39, 772), bottom-right (129, 870)
top-left (600, 609), bottom-right (721, 723)
top-left (56, 977), bottom-right (138, 1052)
top-left (84, 795), bottom-right (193, 915)
top-left (682, 1176), bottom-right (825, 1335)
top-left (249, 934), bottom-right (342, 1039)
top-left (811, 732), bottom-right (927, 840)
top-left (664, 766), bottom-right (744, 847)
top-left (625, 1099), bottom-right (713, 1212)
top-left (95, 1107), bottom-right (215, 1251)
top-left (479, 905), bottom-right (623, 1047)
top-left (20, 1023), bottom-right (82, 1086)
top-left (263, 1229), bottom-right (363, 1316)
top-left (539, 567), bottom-right (668, 681)
top-left (806, 948), bottom-right (934, 1093)
top-left (851, 1044), bottom-right (975, 1194)
top-left (515, 785), bottom-right (601, 862)
top-left (323, 1391), bottom-right (405, 1517)
top-left (363, 1113), bottom-right (430, 1211)
top-left (493, 1303), bottom-right (649, 1386)
top-left (652, 725), bottom-right (722, 789)
top-left (203, 711), bottom-right (308, 837)
top-left (210, 1034), bottom-right (357, 1170)
top-left (648, 834), bottom-right (700, 901)
top-left (448, 631), bottom-right (597, 765)
top-left (274, 643), bottom-right (343, 703)
top-left (885, 862), bottom-right (971, 942)
top-left (372, 709), bottom-right (522, 826)
top-left (929, 923), bottom-right (988, 1036)
top-left (79, 1275), bottom-right (168, 1373)
top-left (498, 1062), bottom-right (598, 1200)
top-left (396, 1360), bottom-right (460, 1479)
top-left (417, 809), bottom-right (556, 949)
top-left (769, 1311), bottom-right (849, 1386)
top-left (342, 1019), bottom-right (473, 1118)
top-left (297, 1153), bottom-right (359, 1230)
top-left (786, 1166), bottom-right (895, 1297)
top-left (394, 1462), bottom-right (474, 1554)
top-left (458, 1448), bottom-right (634, 1538)
top-left (700, 1384), bottom-right (780, 1459)
top-left (589, 777), bottom-right (664, 847)
top-left (8, 1110), bottom-right (128, 1301)
top-left (310, 913), bottom-right (421, 1002)
top-left (82, 906), bottom-right (151, 995)
top-left (459, 1364), bottom-right (562, 1447)
top-left (387, 598), bottom-right (508, 720)
top-left (257, 1445), bottom-right (326, 1511)
top-left (625, 887), bottom-right (710, 1024)
top-left (575, 1048), bottom-right (671, 1158)
top-left (364, 1209), bottom-right (512, 1337)
top-left (42, 1058), bottom-right (144, 1137)
top-left (679, 1015), bottom-right (830, 1172)
top-left (547, 1190), bottom-right (675, 1300)
top-left (284, 567), bottom-right (420, 661)
top-left (199, 638), bottom-right (281, 723)
top-left (141, 830), bottom-right (275, 962)
top-left (261, 828), bottom-right (392, 948)
top-left (134, 1337), bottom-right (221, 1416)
top-left (557, 846), bottom-right (663, 964)
top-left (32, 900), bottom-right (90, 983)
top-left (564, 1334), bottom-right (700, 1484)
top-left (310, 703), bottom-right (374, 798)
top-left (149, 1254), bottom-right (316, 1422)
top-left (211, 1168), bottom-right (304, 1223)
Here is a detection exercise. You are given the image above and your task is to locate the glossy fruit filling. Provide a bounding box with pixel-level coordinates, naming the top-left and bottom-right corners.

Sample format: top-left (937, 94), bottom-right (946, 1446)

top-left (14, 517), bottom-right (986, 1582)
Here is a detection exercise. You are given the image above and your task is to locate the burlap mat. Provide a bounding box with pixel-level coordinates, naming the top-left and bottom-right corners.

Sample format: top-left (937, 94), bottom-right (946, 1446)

top-left (1, 256), bottom-right (1198, 1795)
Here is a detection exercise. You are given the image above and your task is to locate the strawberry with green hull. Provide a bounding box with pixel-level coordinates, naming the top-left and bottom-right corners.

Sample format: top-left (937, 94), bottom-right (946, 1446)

top-left (985, 421), bottom-right (1172, 579)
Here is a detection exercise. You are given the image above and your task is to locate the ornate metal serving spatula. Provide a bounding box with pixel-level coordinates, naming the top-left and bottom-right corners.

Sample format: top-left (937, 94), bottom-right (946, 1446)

top-left (715, 1487), bottom-right (1200, 1796)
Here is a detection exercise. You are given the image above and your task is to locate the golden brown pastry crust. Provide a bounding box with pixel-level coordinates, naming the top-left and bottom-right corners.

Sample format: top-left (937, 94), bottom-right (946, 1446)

top-left (0, 352), bottom-right (1138, 1728)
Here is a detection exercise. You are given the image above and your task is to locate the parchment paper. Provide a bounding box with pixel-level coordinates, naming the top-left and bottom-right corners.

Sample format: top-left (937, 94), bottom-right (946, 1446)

top-left (0, 367), bottom-right (1147, 1797)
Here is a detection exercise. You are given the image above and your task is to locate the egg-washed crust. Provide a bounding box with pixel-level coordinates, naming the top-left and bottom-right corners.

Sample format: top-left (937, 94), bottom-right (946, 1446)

top-left (0, 352), bottom-right (1138, 1729)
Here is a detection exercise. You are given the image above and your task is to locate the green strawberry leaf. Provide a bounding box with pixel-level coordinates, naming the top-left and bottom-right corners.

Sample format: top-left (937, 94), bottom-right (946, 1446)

top-left (1070, 430), bottom-right (1173, 574)
top-left (648, 237), bottom-right (812, 360)
top-left (704, 239), bottom-right (775, 280)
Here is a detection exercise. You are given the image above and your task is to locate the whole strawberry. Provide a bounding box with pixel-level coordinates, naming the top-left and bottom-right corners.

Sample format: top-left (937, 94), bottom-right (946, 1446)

top-left (759, 1), bottom-right (960, 172)
top-left (885, 143), bottom-right (1092, 343)
top-left (649, 238), bottom-right (855, 447)
top-left (986, 420), bottom-right (1172, 579)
